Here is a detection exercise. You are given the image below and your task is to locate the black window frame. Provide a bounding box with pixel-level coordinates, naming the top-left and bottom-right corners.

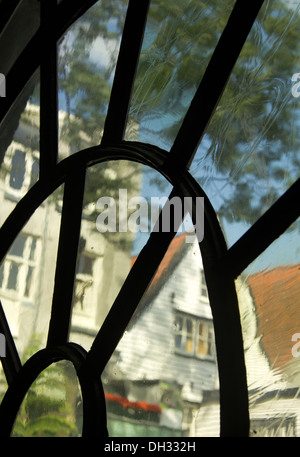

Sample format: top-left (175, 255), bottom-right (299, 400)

top-left (0, 0), bottom-right (298, 438)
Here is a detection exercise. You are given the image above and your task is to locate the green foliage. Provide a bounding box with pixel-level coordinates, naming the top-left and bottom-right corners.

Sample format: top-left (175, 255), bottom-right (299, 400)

top-left (58, 0), bottom-right (300, 226)
top-left (12, 335), bottom-right (81, 437)
top-left (159, 381), bottom-right (183, 411)
top-left (58, 0), bottom-right (128, 150)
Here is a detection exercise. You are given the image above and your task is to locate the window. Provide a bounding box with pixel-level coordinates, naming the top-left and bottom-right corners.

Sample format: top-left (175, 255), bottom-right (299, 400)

top-left (9, 149), bottom-right (25, 190)
top-left (174, 313), bottom-right (215, 360)
top-left (74, 252), bottom-right (95, 311)
top-left (197, 321), bottom-right (214, 359)
top-left (174, 314), bottom-right (195, 355)
top-left (0, 234), bottom-right (38, 300)
top-left (4, 144), bottom-right (39, 200)
top-left (0, 0), bottom-right (299, 439)
top-left (200, 269), bottom-right (208, 299)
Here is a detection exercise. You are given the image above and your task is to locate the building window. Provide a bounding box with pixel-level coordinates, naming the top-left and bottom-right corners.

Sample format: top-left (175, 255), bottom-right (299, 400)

top-left (74, 252), bottom-right (95, 310)
top-left (0, 234), bottom-right (38, 300)
top-left (200, 269), bottom-right (208, 299)
top-left (174, 313), bottom-right (215, 360)
top-left (197, 321), bottom-right (214, 359)
top-left (4, 144), bottom-right (39, 200)
top-left (174, 314), bottom-right (195, 355)
top-left (9, 149), bottom-right (26, 190)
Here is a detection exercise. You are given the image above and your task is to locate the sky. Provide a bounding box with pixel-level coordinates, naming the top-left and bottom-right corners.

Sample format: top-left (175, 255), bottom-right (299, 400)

top-left (56, 0), bottom-right (300, 274)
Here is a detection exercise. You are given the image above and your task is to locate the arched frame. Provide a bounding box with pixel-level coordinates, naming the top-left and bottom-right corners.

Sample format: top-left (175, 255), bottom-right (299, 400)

top-left (0, 142), bottom-right (248, 436)
top-left (0, 0), bottom-right (299, 437)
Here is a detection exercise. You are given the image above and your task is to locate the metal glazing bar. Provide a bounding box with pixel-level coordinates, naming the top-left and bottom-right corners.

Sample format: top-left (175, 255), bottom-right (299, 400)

top-left (47, 169), bottom-right (86, 347)
top-left (102, 0), bottom-right (150, 144)
top-left (223, 177), bottom-right (300, 279)
top-left (205, 267), bottom-right (249, 436)
top-left (40, 0), bottom-right (58, 179)
top-left (0, 32), bottom-right (41, 128)
top-left (87, 188), bottom-right (183, 375)
top-left (0, 0), bottom-right (21, 35)
top-left (168, 0), bottom-right (264, 169)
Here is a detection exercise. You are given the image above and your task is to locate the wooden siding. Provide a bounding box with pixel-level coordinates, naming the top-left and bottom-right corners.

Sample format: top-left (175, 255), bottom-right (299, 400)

top-left (117, 236), bottom-right (218, 399)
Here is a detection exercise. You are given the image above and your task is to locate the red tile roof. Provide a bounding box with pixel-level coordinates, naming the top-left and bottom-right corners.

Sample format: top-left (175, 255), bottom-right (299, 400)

top-left (248, 264), bottom-right (300, 369)
top-left (131, 233), bottom-right (187, 291)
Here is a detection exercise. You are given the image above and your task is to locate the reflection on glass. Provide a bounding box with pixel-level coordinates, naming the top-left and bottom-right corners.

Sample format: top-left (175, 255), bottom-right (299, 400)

top-left (0, 0), bottom-right (40, 75)
top-left (10, 149), bottom-right (26, 190)
top-left (103, 231), bottom-right (219, 437)
top-left (66, 159), bottom-right (219, 436)
top-left (190, 1), bottom-right (300, 247)
top-left (125, 0), bottom-right (235, 149)
top-left (0, 70), bottom-right (40, 224)
top-left (58, 0), bottom-right (129, 158)
top-left (0, 185), bottom-right (63, 363)
top-left (236, 219), bottom-right (300, 437)
top-left (12, 360), bottom-right (82, 437)
top-left (69, 159), bottom-right (142, 347)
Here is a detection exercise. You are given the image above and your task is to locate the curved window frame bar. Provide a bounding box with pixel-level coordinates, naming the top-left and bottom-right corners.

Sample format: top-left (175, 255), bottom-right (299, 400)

top-left (0, 0), bottom-right (298, 438)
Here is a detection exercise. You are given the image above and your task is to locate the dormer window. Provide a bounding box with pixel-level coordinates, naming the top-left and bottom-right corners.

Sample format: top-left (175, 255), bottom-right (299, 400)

top-left (174, 312), bottom-right (215, 361)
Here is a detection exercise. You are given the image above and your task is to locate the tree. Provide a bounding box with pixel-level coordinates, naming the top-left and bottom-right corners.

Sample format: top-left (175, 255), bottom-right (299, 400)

top-left (58, 0), bottom-right (128, 151)
top-left (11, 335), bottom-right (81, 437)
top-left (58, 0), bottom-right (300, 228)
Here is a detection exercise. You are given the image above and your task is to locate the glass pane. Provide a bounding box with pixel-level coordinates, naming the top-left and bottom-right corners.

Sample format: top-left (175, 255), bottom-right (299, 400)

top-left (69, 159), bottom-right (142, 345)
top-left (236, 218), bottom-right (300, 437)
top-left (125, 0), bottom-right (235, 149)
top-left (104, 235), bottom-right (219, 437)
top-left (190, 1), bottom-right (300, 247)
top-left (10, 235), bottom-right (26, 258)
top-left (0, 186), bottom-right (63, 362)
top-left (9, 149), bottom-right (26, 190)
top-left (12, 360), bottom-right (82, 437)
top-left (58, 0), bottom-right (129, 158)
top-left (77, 254), bottom-right (94, 276)
top-left (7, 263), bottom-right (19, 291)
top-left (29, 238), bottom-right (37, 261)
top-left (0, 70), bottom-right (40, 222)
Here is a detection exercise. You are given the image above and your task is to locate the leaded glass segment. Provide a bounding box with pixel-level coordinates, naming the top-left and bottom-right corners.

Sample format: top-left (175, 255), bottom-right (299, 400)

top-left (57, 0), bottom-right (129, 158)
top-left (237, 218), bottom-right (300, 437)
top-left (125, 0), bottom-right (235, 149)
top-left (102, 232), bottom-right (219, 437)
top-left (190, 0), bottom-right (300, 248)
top-left (0, 186), bottom-right (63, 363)
top-left (0, 0), bottom-right (299, 439)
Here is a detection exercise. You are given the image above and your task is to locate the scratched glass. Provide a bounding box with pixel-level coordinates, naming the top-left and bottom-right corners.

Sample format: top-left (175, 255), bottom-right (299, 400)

top-left (125, 0), bottom-right (235, 149)
top-left (0, 0), bottom-right (40, 75)
top-left (190, 0), bottom-right (300, 248)
top-left (236, 217), bottom-right (300, 437)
